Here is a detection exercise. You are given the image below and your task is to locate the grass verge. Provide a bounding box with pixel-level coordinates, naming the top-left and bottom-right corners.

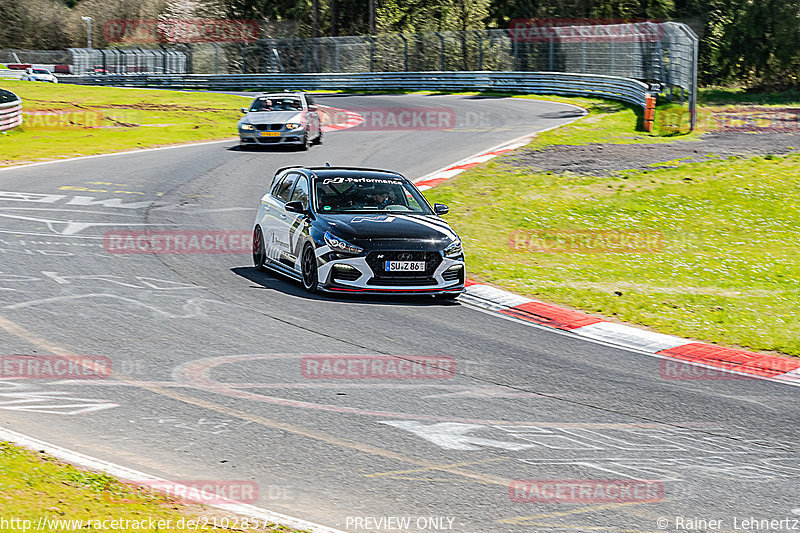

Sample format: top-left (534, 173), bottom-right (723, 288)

top-left (424, 95), bottom-right (800, 357)
top-left (0, 79), bottom-right (247, 167)
top-left (0, 440), bottom-right (306, 532)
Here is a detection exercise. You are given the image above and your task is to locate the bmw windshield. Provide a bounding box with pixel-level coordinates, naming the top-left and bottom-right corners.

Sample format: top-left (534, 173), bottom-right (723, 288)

top-left (314, 176), bottom-right (433, 214)
top-left (249, 97), bottom-right (302, 112)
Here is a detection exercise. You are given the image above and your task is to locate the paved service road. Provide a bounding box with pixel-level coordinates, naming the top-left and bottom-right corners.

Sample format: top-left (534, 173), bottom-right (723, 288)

top-left (0, 94), bottom-right (797, 532)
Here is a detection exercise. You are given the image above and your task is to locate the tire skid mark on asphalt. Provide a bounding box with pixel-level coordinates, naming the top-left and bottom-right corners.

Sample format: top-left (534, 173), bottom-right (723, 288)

top-left (170, 353), bottom-right (668, 427)
top-left (0, 316), bottom-right (120, 415)
top-left (3, 293), bottom-right (234, 319)
top-left (0, 314), bottom-right (511, 488)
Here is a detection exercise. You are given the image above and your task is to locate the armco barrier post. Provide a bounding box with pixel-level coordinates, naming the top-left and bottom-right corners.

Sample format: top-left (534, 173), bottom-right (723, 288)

top-left (643, 94), bottom-right (656, 132)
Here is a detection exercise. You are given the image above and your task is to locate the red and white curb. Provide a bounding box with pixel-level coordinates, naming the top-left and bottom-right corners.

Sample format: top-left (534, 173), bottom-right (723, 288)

top-left (318, 105), bottom-right (365, 132)
top-left (413, 139), bottom-right (528, 191)
top-left (461, 280), bottom-right (800, 385)
top-left (410, 112), bottom-right (586, 191)
top-left (0, 425), bottom-right (347, 533)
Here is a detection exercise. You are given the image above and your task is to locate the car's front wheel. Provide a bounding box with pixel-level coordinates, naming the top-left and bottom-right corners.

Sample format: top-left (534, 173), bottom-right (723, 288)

top-left (253, 227), bottom-right (267, 271)
top-left (300, 133), bottom-right (310, 151)
top-left (301, 244), bottom-right (319, 293)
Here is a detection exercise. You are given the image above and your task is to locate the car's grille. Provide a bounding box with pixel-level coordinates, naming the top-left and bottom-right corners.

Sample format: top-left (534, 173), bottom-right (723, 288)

top-left (442, 267), bottom-right (464, 282)
top-left (366, 251), bottom-right (442, 279)
top-left (366, 277), bottom-right (438, 286)
top-left (257, 137), bottom-right (281, 144)
top-left (255, 123), bottom-right (283, 131)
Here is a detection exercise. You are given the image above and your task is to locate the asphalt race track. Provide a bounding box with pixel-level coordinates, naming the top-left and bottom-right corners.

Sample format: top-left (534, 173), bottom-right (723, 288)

top-left (0, 94), bottom-right (798, 532)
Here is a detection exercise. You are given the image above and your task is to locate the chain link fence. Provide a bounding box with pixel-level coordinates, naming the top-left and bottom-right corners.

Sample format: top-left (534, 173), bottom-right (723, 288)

top-left (69, 48), bottom-right (187, 75)
top-left (235, 23), bottom-right (696, 101)
top-left (3, 22), bottom-right (698, 125)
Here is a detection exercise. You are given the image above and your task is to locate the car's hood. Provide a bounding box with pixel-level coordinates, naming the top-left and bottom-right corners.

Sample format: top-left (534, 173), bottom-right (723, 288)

top-left (320, 213), bottom-right (458, 248)
top-left (242, 110), bottom-right (305, 124)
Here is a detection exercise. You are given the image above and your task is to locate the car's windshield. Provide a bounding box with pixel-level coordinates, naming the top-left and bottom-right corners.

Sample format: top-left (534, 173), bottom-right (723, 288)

top-left (250, 97), bottom-right (302, 112)
top-left (33, 69), bottom-right (50, 74)
top-left (314, 175), bottom-right (432, 214)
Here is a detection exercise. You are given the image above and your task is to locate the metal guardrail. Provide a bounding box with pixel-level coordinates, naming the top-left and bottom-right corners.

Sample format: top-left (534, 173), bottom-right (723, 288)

top-left (0, 92), bottom-right (23, 132)
top-left (61, 71), bottom-right (650, 108)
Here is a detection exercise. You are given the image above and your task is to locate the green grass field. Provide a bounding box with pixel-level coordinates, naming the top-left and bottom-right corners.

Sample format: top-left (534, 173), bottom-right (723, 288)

top-left (425, 98), bottom-right (800, 357)
top-left (0, 79), bottom-right (246, 167)
top-left (0, 441), bottom-right (305, 532)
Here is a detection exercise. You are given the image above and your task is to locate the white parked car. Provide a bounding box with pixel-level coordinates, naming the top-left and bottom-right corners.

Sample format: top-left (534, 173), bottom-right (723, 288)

top-left (22, 68), bottom-right (58, 83)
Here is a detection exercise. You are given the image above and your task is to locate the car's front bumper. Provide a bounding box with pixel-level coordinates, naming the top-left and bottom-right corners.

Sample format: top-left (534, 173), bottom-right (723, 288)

top-left (316, 249), bottom-right (466, 295)
top-left (239, 128), bottom-right (306, 145)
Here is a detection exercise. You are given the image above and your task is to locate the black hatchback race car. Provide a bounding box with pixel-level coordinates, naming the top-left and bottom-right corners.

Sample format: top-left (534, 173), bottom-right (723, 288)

top-left (252, 166), bottom-right (465, 298)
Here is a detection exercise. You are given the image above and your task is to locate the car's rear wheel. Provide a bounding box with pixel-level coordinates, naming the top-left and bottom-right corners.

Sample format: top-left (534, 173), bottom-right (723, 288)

top-left (301, 244), bottom-right (319, 293)
top-left (253, 227), bottom-right (267, 271)
top-left (313, 130), bottom-right (323, 145)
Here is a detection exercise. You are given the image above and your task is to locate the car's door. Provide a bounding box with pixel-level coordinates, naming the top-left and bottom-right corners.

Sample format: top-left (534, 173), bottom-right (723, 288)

top-left (261, 172), bottom-right (298, 264)
top-left (283, 174), bottom-right (312, 271)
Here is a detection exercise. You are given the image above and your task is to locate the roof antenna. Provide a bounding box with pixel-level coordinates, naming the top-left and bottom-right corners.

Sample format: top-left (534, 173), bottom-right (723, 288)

top-left (324, 162), bottom-right (331, 167)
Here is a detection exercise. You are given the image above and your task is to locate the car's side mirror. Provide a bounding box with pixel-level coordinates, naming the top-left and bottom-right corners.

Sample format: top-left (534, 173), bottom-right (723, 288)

top-left (433, 203), bottom-right (450, 215)
top-left (285, 201), bottom-right (306, 214)
top-left (240, 107), bottom-right (247, 113)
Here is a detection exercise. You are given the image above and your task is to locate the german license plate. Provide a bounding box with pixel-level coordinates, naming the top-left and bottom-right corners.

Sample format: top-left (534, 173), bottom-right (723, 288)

top-left (385, 261), bottom-right (425, 272)
top-left (260, 131), bottom-right (280, 137)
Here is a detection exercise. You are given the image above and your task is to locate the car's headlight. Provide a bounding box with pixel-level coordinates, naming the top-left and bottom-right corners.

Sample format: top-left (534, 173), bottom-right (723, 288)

top-left (285, 122), bottom-right (303, 130)
top-left (324, 231), bottom-right (363, 254)
top-left (443, 238), bottom-right (462, 258)
top-left (240, 123), bottom-right (255, 131)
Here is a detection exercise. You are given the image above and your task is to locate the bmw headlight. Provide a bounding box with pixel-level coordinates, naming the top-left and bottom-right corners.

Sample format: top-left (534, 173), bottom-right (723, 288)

top-left (324, 231), bottom-right (363, 254)
top-left (285, 122), bottom-right (303, 130)
top-left (240, 123), bottom-right (255, 131)
top-left (443, 238), bottom-right (462, 258)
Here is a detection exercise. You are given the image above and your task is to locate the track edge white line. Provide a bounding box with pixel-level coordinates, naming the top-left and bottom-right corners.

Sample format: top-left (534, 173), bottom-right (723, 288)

top-left (0, 425), bottom-right (348, 533)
